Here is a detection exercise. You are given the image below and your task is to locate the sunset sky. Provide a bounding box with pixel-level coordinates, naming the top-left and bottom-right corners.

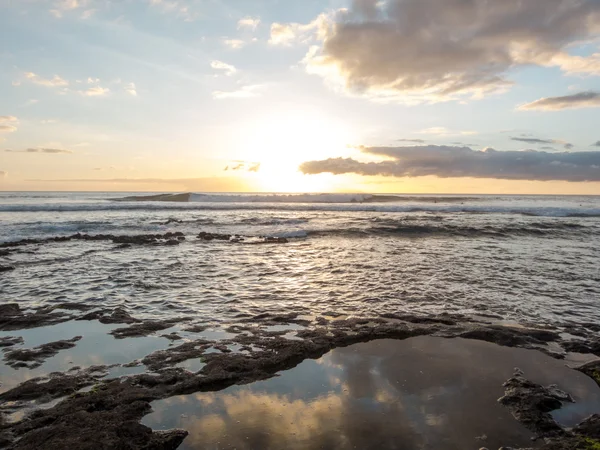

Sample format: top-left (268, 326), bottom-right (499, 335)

top-left (2, 0), bottom-right (600, 194)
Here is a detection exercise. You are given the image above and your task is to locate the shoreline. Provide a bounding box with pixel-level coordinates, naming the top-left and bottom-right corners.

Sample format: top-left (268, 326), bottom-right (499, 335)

top-left (1, 303), bottom-right (600, 449)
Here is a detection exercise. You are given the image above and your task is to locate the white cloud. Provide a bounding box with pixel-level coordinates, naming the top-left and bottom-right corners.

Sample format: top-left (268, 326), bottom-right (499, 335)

top-left (80, 86), bottom-right (110, 96)
top-left (212, 84), bottom-right (263, 99)
top-left (148, 0), bottom-right (197, 22)
top-left (24, 72), bottom-right (69, 87)
top-left (269, 16), bottom-right (328, 46)
top-left (124, 82), bottom-right (137, 96)
top-left (298, 0), bottom-right (600, 103)
top-left (211, 60), bottom-right (237, 76)
top-left (0, 125), bottom-right (18, 133)
top-left (81, 9), bottom-right (96, 19)
top-left (224, 39), bottom-right (246, 50)
top-left (418, 127), bottom-right (478, 136)
top-left (0, 116), bottom-right (18, 134)
top-left (238, 17), bottom-right (260, 31)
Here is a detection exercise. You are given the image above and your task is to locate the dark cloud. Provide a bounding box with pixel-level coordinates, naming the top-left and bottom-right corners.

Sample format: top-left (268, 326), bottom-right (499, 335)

top-left (397, 139), bottom-right (426, 144)
top-left (592, 141), bottom-right (600, 147)
top-left (305, 0), bottom-right (600, 102)
top-left (6, 148), bottom-right (73, 154)
top-left (510, 137), bottom-right (573, 150)
top-left (299, 145), bottom-right (600, 182)
top-left (519, 91), bottom-right (600, 111)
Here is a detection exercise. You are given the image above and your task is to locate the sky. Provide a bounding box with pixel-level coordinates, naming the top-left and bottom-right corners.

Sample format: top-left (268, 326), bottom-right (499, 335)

top-left (1, 0), bottom-right (600, 194)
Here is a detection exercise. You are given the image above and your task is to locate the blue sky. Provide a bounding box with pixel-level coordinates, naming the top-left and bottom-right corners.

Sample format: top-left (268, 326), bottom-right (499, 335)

top-left (1, 0), bottom-right (600, 193)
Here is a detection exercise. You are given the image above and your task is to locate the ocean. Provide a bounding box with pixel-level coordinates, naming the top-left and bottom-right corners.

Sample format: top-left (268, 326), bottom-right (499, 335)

top-left (1, 191), bottom-right (599, 328)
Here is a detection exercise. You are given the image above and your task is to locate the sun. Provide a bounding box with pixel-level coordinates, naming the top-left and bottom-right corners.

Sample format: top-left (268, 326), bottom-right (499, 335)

top-left (234, 110), bottom-right (353, 192)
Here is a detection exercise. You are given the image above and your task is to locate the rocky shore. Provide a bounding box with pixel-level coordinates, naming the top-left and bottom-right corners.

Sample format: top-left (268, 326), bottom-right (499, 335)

top-left (0, 303), bottom-right (599, 449)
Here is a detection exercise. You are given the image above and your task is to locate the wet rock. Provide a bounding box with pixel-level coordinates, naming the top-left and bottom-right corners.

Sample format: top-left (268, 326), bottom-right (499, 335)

top-left (161, 333), bottom-right (182, 341)
top-left (0, 304), bottom-right (71, 331)
top-left (576, 360), bottom-right (600, 387)
top-left (115, 243), bottom-right (132, 249)
top-left (498, 370), bottom-right (571, 437)
top-left (5, 379), bottom-right (188, 450)
top-left (0, 265), bottom-right (15, 272)
top-left (0, 336), bottom-right (24, 348)
top-left (459, 326), bottom-right (559, 348)
top-left (182, 324), bottom-right (208, 333)
top-left (197, 231), bottom-right (289, 244)
top-left (573, 414), bottom-right (600, 440)
top-left (142, 340), bottom-right (211, 371)
top-left (0, 366), bottom-right (107, 403)
top-left (110, 319), bottom-right (189, 339)
top-left (563, 339), bottom-right (600, 356)
top-left (0, 231), bottom-right (187, 249)
top-left (79, 307), bottom-right (141, 325)
top-left (3, 336), bottom-right (82, 369)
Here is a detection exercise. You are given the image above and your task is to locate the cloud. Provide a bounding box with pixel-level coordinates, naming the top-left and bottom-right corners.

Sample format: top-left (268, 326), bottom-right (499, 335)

top-left (80, 86), bottom-right (110, 96)
top-left (124, 82), bottom-right (137, 96)
top-left (224, 39), bottom-right (246, 49)
top-left (148, 0), bottom-right (197, 21)
top-left (593, 141), bottom-right (600, 147)
top-left (80, 9), bottom-right (96, 19)
top-left (0, 171), bottom-right (6, 178)
top-left (418, 127), bottom-right (478, 136)
top-left (299, 0), bottom-right (600, 103)
top-left (269, 15), bottom-right (327, 46)
top-left (24, 72), bottom-right (69, 87)
top-left (0, 116), bottom-right (18, 134)
top-left (224, 160), bottom-right (261, 172)
top-left (519, 91), bottom-right (600, 111)
top-left (397, 139), bottom-right (426, 144)
top-left (238, 17), bottom-right (260, 31)
top-left (6, 148), bottom-right (73, 154)
top-left (300, 145), bottom-right (600, 182)
top-left (212, 84), bottom-right (263, 99)
top-left (210, 60), bottom-right (236, 76)
top-left (510, 136), bottom-right (573, 150)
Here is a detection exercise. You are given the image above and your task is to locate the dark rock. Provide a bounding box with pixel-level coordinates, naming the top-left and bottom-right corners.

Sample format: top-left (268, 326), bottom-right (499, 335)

top-left (182, 324), bottom-right (208, 333)
top-left (110, 318), bottom-right (190, 339)
top-left (0, 336), bottom-right (24, 348)
top-left (0, 304), bottom-right (71, 331)
top-left (459, 326), bottom-right (559, 348)
top-left (3, 336), bottom-right (82, 369)
top-left (79, 307), bottom-right (141, 325)
top-left (563, 339), bottom-right (600, 356)
top-left (576, 360), bottom-right (600, 387)
top-left (498, 370), bottom-right (571, 437)
top-left (573, 414), bottom-right (600, 439)
top-left (161, 333), bottom-right (183, 341)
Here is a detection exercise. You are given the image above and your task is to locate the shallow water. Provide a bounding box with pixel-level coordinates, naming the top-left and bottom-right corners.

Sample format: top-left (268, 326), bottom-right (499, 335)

top-left (143, 336), bottom-right (600, 450)
top-left (1, 192), bottom-right (599, 328)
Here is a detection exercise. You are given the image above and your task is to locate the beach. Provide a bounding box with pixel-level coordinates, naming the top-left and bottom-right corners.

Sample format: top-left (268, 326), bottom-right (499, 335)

top-left (1, 192), bottom-right (600, 449)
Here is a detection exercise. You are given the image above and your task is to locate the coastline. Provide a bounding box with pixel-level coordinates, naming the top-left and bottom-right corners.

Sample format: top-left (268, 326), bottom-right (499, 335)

top-left (1, 299), bottom-right (600, 449)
